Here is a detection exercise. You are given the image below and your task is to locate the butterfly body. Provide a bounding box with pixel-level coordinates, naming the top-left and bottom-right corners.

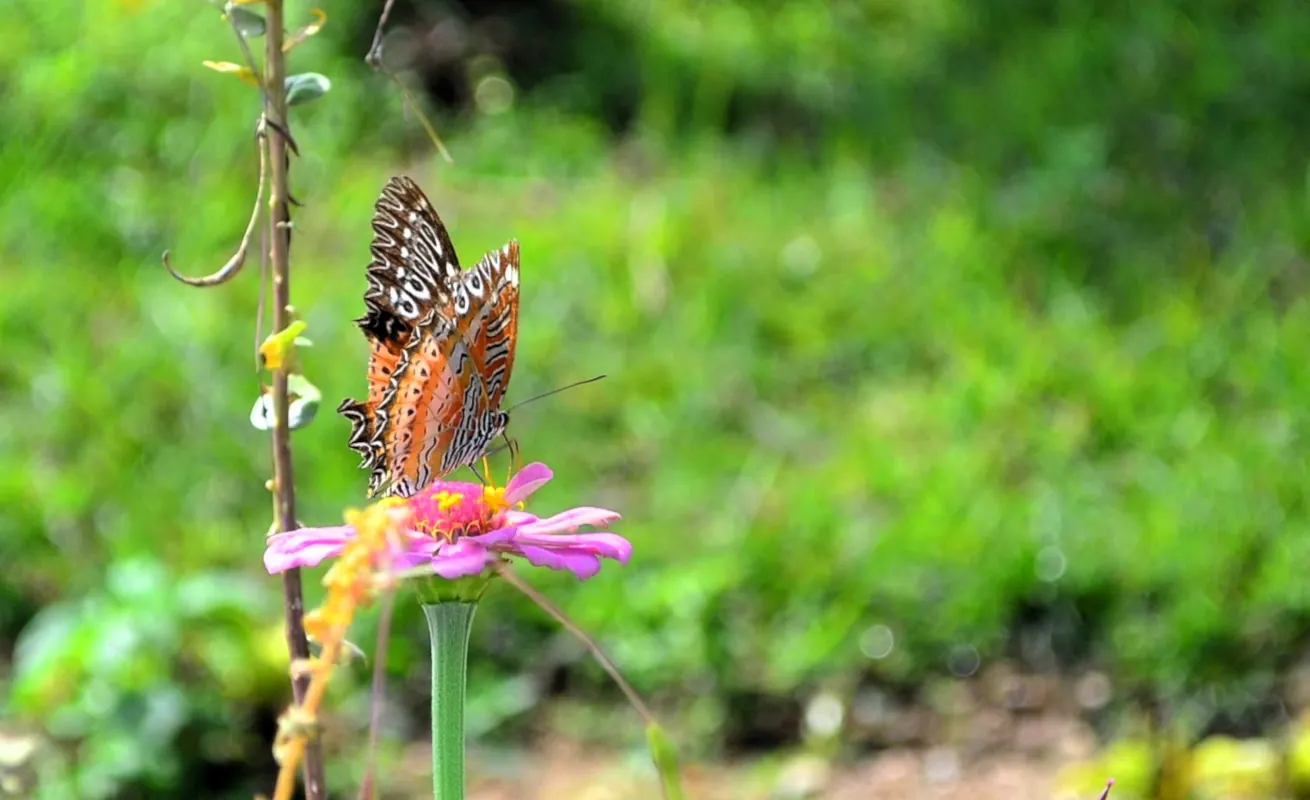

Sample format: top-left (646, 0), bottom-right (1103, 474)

top-left (339, 177), bottom-right (520, 498)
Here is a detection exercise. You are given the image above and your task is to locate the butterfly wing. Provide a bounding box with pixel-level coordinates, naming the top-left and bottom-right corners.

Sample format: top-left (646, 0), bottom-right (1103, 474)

top-left (443, 240), bottom-right (521, 475)
top-left (393, 241), bottom-right (522, 488)
top-left (376, 310), bottom-right (459, 497)
top-left (457, 240), bottom-right (521, 415)
top-left (338, 176), bottom-right (464, 497)
top-left (358, 177), bottom-right (462, 343)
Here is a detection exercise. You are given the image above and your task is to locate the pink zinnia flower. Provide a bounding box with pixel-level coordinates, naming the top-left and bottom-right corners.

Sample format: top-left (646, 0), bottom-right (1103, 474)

top-left (264, 463), bottom-right (630, 580)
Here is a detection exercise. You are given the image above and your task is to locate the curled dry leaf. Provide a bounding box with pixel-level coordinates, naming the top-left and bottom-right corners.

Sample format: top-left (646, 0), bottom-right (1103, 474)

top-left (202, 60), bottom-right (260, 87)
top-left (283, 9), bottom-right (327, 53)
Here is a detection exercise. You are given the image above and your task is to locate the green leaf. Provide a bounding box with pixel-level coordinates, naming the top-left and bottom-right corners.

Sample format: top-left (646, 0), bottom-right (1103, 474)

top-left (287, 374), bottom-right (321, 430)
top-left (249, 394), bottom-right (275, 432)
top-left (287, 394), bottom-right (318, 430)
top-left (249, 391), bottom-right (317, 432)
top-left (202, 60), bottom-right (259, 87)
top-left (645, 723), bottom-right (687, 800)
top-left (250, 375), bottom-right (320, 432)
top-left (285, 73), bottom-right (331, 107)
top-left (224, 4), bottom-right (266, 37)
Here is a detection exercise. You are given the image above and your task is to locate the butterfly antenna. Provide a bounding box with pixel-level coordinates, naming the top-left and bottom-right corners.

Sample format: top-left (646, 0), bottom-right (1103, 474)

top-left (500, 432), bottom-right (521, 486)
top-left (503, 374), bottom-right (607, 415)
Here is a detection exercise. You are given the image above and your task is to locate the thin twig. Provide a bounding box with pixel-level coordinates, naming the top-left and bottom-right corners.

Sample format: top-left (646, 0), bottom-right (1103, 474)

top-left (162, 130), bottom-right (267, 287)
top-left (255, 212), bottom-right (269, 369)
top-left (394, 77), bottom-right (454, 164)
top-left (358, 590), bottom-right (396, 800)
top-left (263, 0), bottom-right (326, 797)
top-left (493, 563), bottom-right (657, 726)
top-left (495, 565), bottom-right (679, 800)
top-left (226, 6), bottom-right (269, 106)
top-left (365, 0), bottom-right (453, 164)
top-left (365, 0), bottom-right (399, 69)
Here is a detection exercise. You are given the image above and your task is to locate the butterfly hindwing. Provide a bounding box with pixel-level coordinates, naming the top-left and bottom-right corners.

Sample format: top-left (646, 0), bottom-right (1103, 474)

top-left (460, 241), bottom-right (521, 416)
top-left (396, 241), bottom-right (522, 488)
top-left (433, 241), bottom-right (521, 478)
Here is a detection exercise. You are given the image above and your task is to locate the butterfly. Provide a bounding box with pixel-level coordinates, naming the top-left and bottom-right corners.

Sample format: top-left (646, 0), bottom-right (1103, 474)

top-left (337, 176), bottom-right (521, 499)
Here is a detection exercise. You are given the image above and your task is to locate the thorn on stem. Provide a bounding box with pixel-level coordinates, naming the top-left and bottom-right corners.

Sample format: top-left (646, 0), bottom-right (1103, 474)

top-left (261, 116), bottom-right (301, 158)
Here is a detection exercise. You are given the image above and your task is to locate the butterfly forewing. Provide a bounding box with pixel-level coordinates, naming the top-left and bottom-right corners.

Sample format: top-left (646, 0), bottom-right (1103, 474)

top-left (339, 177), bottom-right (463, 495)
top-left (358, 176), bottom-right (462, 343)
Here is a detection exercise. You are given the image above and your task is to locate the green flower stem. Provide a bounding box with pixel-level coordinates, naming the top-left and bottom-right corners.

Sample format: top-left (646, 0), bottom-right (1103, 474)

top-left (422, 601), bottom-right (478, 800)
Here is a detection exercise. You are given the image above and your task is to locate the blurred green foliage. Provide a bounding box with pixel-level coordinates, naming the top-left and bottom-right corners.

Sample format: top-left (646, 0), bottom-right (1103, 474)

top-left (3, 0), bottom-right (1310, 797)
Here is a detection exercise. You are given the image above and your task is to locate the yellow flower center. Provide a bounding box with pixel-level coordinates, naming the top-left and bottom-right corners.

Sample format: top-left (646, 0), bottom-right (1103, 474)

top-left (405, 481), bottom-right (502, 542)
top-left (482, 485), bottom-right (510, 514)
top-left (434, 490), bottom-right (463, 514)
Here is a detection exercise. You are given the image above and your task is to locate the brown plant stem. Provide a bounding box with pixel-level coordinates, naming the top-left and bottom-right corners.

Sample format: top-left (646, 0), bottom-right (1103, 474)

top-left (264, 1), bottom-right (326, 797)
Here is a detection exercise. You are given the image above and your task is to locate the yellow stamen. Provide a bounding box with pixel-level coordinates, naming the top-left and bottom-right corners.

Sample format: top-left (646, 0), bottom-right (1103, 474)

top-left (434, 490), bottom-right (463, 514)
top-left (482, 484), bottom-right (509, 514)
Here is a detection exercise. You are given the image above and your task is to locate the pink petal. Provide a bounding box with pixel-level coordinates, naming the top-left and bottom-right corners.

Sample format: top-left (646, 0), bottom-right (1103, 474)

top-left (505, 462), bottom-right (553, 505)
top-left (264, 525), bottom-right (355, 573)
top-left (390, 550), bottom-right (444, 572)
top-left (388, 535), bottom-right (440, 569)
top-left (516, 507), bottom-right (622, 536)
top-left (515, 544), bottom-right (602, 579)
top-left (431, 540), bottom-right (494, 578)
top-left (463, 525), bottom-right (517, 546)
top-left (511, 531), bottom-right (632, 564)
top-left (502, 510), bottom-right (538, 526)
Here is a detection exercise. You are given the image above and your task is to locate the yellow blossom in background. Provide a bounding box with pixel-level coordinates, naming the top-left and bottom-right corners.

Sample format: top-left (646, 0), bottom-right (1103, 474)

top-left (269, 497), bottom-right (410, 800)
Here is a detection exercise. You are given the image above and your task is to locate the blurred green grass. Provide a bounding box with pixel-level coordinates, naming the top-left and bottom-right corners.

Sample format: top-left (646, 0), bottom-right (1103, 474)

top-left (4, 0), bottom-right (1310, 797)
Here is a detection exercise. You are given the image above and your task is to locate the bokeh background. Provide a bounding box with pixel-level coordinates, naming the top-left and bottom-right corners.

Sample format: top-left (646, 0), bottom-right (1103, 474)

top-left (4, 1), bottom-right (1310, 798)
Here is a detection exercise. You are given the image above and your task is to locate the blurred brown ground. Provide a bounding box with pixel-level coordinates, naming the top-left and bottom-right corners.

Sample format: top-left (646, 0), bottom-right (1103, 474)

top-left (460, 741), bottom-right (1076, 800)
